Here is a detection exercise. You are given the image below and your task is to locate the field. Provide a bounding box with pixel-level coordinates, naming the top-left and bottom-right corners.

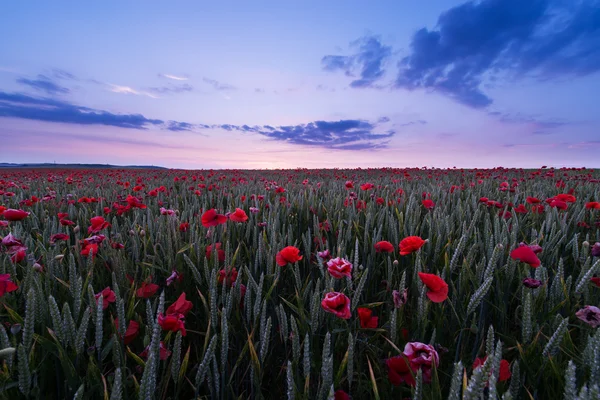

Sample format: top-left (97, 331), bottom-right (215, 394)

top-left (1, 167), bottom-right (599, 400)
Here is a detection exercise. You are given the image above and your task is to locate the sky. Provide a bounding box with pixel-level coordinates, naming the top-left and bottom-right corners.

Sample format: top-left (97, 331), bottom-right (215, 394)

top-left (1, 0), bottom-right (599, 169)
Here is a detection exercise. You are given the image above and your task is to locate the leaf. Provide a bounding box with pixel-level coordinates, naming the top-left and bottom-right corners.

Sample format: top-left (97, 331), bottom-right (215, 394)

top-left (367, 356), bottom-right (381, 400)
top-left (126, 347), bottom-right (146, 368)
top-left (2, 304), bottom-right (23, 324)
top-left (178, 345), bottom-right (191, 385)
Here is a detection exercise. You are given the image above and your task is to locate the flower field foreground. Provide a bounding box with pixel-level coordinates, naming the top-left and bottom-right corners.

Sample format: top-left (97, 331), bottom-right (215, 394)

top-left (0, 167), bottom-right (600, 399)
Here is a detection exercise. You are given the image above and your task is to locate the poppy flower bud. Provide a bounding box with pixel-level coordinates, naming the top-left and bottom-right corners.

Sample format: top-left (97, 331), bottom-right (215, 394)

top-left (54, 255), bottom-right (64, 261)
top-left (33, 263), bottom-right (43, 272)
top-left (73, 225), bottom-right (80, 233)
top-left (129, 230), bottom-right (135, 236)
top-left (10, 324), bottom-right (21, 335)
top-left (582, 241), bottom-right (589, 248)
top-left (139, 230), bottom-right (145, 237)
top-left (393, 260), bottom-right (399, 267)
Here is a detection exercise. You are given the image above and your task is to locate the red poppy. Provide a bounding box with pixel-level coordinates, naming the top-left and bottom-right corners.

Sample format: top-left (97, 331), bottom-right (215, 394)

top-left (418, 273), bottom-right (448, 303)
top-left (158, 313), bottom-right (186, 336)
top-left (218, 267), bottom-right (238, 287)
top-left (115, 320), bottom-right (140, 345)
top-left (201, 209), bottom-right (227, 227)
top-left (140, 341), bottom-right (171, 360)
top-left (136, 281), bottom-right (159, 298)
top-left (88, 216), bottom-right (110, 234)
top-left (326, 257), bottom-right (353, 279)
top-left (590, 277), bottom-right (600, 287)
top-left (81, 243), bottom-right (98, 258)
top-left (472, 356), bottom-right (511, 382)
top-left (60, 219), bottom-right (75, 226)
top-left (399, 236), bottom-right (427, 256)
top-left (422, 199), bottom-right (435, 210)
top-left (10, 247), bottom-right (26, 264)
top-left (345, 181), bottom-right (354, 189)
top-left (334, 390), bottom-right (350, 400)
top-left (374, 240), bottom-right (394, 253)
top-left (360, 182), bottom-right (374, 191)
top-left (526, 196), bottom-right (541, 204)
top-left (126, 195), bottom-right (147, 209)
top-left (357, 307), bottom-right (378, 329)
top-left (276, 246), bottom-right (303, 266)
top-left (0, 206), bottom-right (5, 215)
top-left (178, 222), bottom-right (190, 232)
top-left (510, 245), bottom-right (541, 268)
top-left (0, 274), bottom-right (18, 297)
top-left (229, 208), bottom-right (248, 222)
top-left (555, 193), bottom-right (576, 203)
top-left (321, 292), bottom-right (351, 319)
top-left (586, 202), bottom-right (600, 210)
top-left (206, 243), bottom-right (225, 263)
top-left (166, 292), bottom-right (193, 316)
top-left (548, 199), bottom-right (568, 210)
top-left (95, 287), bottom-right (116, 310)
top-left (386, 355), bottom-right (415, 386)
top-left (514, 204), bottom-right (528, 214)
top-left (2, 209), bottom-right (30, 221)
top-left (50, 233), bottom-right (69, 243)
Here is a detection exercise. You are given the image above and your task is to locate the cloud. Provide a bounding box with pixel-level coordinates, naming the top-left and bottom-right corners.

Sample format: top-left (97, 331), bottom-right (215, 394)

top-left (396, 0), bottom-right (600, 108)
top-left (0, 91), bottom-right (196, 131)
top-left (16, 75), bottom-right (70, 95)
top-left (489, 111), bottom-right (570, 133)
top-left (322, 35), bottom-right (392, 88)
top-left (148, 83), bottom-right (193, 95)
top-left (158, 73), bottom-right (189, 81)
top-left (202, 77), bottom-right (236, 91)
top-left (109, 84), bottom-right (158, 99)
top-left (0, 91), bottom-right (397, 150)
top-left (211, 119), bottom-right (395, 150)
top-left (397, 119), bottom-right (427, 127)
top-left (51, 69), bottom-right (78, 80)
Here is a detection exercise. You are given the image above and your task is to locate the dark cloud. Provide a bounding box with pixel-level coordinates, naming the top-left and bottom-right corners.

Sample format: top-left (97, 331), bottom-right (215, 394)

top-left (202, 77), bottom-right (236, 91)
top-left (0, 91), bottom-right (195, 130)
top-left (489, 111), bottom-right (570, 132)
top-left (0, 91), bottom-right (396, 150)
top-left (165, 121), bottom-right (195, 131)
top-left (16, 75), bottom-right (70, 95)
top-left (321, 35), bottom-right (392, 88)
top-left (210, 119), bottom-right (395, 150)
top-left (51, 69), bottom-right (78, 80)
top-left (397, 119), bottom-right (427, 127)
top-left (396, 0), bottom-right (600, 108)
top-left (148, 83), bottom-right (193, 95)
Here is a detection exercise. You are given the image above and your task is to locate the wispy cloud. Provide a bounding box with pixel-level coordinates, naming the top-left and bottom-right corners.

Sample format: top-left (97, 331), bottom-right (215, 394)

top-left (159, 73), bottom-right (189, 81)
top-left (16, 75), bottom-right (70, 95)
top-left (322, 35), bottom-right (392, 88)
top-left (489, 111), bottom-right (570, 134)
top-left (109, 84), bottom-right (158, 99)
top-left (148, 83), bottom-right (193, 95)
top-left (0, 91), bottom-right (193, 130)
top-left (51, 69), bottom-right (78, 80)
top-left (202, 77), bottom-right (236, 91)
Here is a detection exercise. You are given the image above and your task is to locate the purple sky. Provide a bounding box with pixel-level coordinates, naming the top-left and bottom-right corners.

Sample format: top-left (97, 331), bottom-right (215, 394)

top-left (1, 0), bottom-right (599, 168)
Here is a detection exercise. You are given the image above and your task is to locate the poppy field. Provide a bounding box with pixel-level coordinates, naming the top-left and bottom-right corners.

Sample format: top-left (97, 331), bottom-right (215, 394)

top-left (1, 166), bottom-right (600, 399)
